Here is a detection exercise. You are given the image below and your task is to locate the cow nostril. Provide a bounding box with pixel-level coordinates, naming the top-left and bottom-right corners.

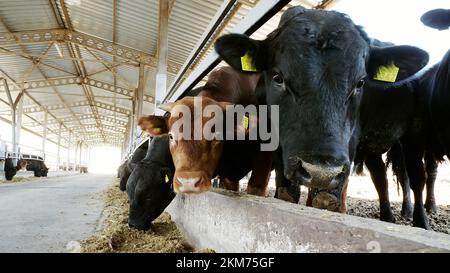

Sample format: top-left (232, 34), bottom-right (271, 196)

top-left (194, 178), bottom-right (202, 188)
top-left (328, 172), bottom-right (345, 189)
top-left (293, 165), bottom-right (312, 186)
top-left (174, 178), bottom-right (182, 187)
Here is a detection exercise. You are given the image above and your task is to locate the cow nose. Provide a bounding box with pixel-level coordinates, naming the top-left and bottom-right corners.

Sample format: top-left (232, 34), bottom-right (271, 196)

top-left (174, 176), bottom-right (202, 193)
top-left (301, 161), bottom-right (347, 189)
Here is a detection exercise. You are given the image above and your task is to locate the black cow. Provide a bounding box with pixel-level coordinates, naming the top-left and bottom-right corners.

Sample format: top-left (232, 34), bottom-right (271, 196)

top-left (3, 157), bottom-right (48, 180)
top-left (215, 6), bottom-right (429, 212)
top-left (126, 136), bottom-right (176, 230)
top-left (118, 140), bottom-right (149, 191)
top-left (350, 38), bottom-right (428, 222)
top-left (358, 48), bottom-right (450, 229)
top-left (421, 9), bottom-right (450, 30)
top-left (404, 48), bottom-right (450, 228)
top-left (25, 159), bottom-right (49, 177)
top-left (3, 158), bottom-right (25, 180)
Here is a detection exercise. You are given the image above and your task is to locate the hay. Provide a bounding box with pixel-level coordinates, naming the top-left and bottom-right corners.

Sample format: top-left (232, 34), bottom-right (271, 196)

top-left (0, 175), bottom-right (37, 184)
top-left (81, 178), bottom-right (213, 253)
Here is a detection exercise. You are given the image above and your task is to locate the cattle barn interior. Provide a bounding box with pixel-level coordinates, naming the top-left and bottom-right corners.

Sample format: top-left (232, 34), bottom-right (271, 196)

top-left (0, 0), bottom-right (450, 254)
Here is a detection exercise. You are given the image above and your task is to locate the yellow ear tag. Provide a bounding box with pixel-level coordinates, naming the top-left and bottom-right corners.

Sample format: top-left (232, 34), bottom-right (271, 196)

top-left (242, 115), bottom-right (249, 130)
top-left (165, 174), bottom-right (169, 183)
top-left (153, 128), bottom-right (161, 134)
top-left (241, 52), bottom-right (257, 72)
top-left (373, 63), bottom-right (399, 83)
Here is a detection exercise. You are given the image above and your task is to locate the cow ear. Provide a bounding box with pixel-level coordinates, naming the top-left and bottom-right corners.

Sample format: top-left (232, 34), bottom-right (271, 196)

top-left (215, 34), bottom-right (266, 73)
top-left (367, 45), bottom-right (429, 83)
top-left (138, 115), bottom-right (169, 136)
top-left (420, 9), bottom-right (450, 30)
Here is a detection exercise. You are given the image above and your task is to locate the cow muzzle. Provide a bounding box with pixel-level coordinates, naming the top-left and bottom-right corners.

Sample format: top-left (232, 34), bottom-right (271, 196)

top-left (173, 171), bottom-right (211, 193)
top-left (286, 160), bottom-right (349, 190)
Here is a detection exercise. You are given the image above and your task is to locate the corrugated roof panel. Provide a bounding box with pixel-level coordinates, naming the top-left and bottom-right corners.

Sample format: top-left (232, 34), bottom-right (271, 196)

top-left (60, 0), bottom-right (114, 41)
top-left (27, 92), bottom-right (62, 106)
top-left (116, 0), bottom-right (158, 54)
top-left (167, 0), bottom-right (224, 65)
top-left (0, 54), bottom-right (41, 82)
top-left (0, 0), bottom-right (59, 31)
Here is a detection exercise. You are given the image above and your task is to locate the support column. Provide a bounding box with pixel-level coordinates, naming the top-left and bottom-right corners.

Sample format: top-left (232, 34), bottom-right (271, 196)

top-left (130, 63), bottom-right (146, 147)
top-left (42, 111), bottom-right (48, 159)
top-left (74, 140), bottom-right (79, 170)
top-left (15, 96), bottom-right (23, 158)
top-left (4, 78), bottom-right (24, 165)
top-left (67, 131), bottom-right (71, 170)
top-left (127, 114), bottom-right (134, 155)
top-left (79, 141), bottom-right (83, 167)
top-left (56, 123), bottom-right (62, 170)
top-left (86, 145), bottom-right (91, 168)
top-left (154, 0), bottom-right (170, 116)
top-left (11, 104), bottom-right (17, 164)
top-left (136, 64), bottom-right (145, 121)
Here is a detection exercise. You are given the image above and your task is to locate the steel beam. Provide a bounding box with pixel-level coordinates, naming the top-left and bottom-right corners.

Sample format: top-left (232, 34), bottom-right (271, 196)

top-left (164, 0), bottom-right (291, 103)
top-left (0, 77), bottom-right (154, 102)
top-left (165, 0), bottom-right (238, 100)
top-left (154, 0), bottom-right (170, 115)
top-left (23, 100), bottom-right (89, 114)
top-left (22, 99), bottom-right (132, 116)
top-left (0, 29), bottom-right (182, 73)
top-left (27, 114), bottom-right (128, 127)
top-left (0, 18), bottom-right (83, 140)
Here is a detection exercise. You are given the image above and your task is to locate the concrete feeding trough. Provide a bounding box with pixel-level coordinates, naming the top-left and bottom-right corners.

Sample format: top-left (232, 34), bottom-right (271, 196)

top-left (166, 189), bottom-right (450, 253)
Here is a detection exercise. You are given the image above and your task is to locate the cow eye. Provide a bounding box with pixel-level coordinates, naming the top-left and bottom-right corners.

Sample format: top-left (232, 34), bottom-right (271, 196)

top-left (168, 133), bottom-right (174, 140)
top-left (356, 79), bottom-right (365, 89)
top-left (272, 73), bottom-right (284, 84)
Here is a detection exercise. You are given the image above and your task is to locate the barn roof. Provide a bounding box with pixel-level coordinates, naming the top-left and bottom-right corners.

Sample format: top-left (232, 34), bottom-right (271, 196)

top-left (0, 0), bottom-right (333, 149)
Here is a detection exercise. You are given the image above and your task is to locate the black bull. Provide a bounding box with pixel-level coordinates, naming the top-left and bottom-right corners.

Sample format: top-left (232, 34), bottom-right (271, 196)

top-left (126, 136), bottom-right (176, 231)
top-left (118, 140), bottom-right (149, 191)
top-left (215, 6), bottom-right (428, 212)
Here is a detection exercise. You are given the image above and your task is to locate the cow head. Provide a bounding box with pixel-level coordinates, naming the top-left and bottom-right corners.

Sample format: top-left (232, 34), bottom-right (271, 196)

top-left (139, 96), bottom-right (235, 194)
top-left (215, 6), bottom-right (429, 211)
top-left (126, 136), bottom-right (175, 230)
top-left (126, 162), bottom-right (175, 230)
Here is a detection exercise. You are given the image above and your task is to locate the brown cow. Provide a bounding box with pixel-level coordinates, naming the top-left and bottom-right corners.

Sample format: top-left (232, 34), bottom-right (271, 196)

top-left (139, 67), bottom-right (272, 196)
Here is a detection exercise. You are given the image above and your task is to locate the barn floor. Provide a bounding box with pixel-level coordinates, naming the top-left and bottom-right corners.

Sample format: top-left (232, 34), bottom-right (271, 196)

top-left (0, 174), bottom-right (111, 253)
